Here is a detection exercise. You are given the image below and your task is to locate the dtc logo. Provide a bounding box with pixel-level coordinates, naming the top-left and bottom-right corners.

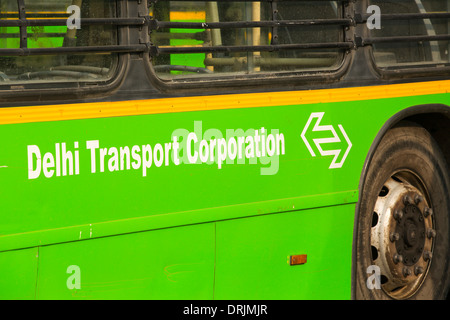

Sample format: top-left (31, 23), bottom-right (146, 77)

top-left (301, 112), bottom-right (352, 169)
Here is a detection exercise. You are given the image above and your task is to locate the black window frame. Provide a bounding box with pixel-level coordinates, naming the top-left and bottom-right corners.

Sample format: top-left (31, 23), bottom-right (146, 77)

top-left (0, 0), bottom-right (139, 102)
top-left (143, 0), bottom-right (355, 92)
top-left (361, 0), bottom-right (450, 80)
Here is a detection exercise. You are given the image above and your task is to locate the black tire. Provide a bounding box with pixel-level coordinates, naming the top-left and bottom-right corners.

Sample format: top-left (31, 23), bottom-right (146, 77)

top-left (355, 122), bottom-right (450, 300)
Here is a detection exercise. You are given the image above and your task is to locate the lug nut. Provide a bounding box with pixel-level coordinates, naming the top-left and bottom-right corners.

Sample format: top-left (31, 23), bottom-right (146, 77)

top-left (403, 195), bottom-right (413, 205)
top-left (414, 194), bottom-right (423, 204)
top-left (403, 267), bottom-right (411, 277)
top-left (393, 254), bottom-right (403, 264)
top-left (414, 266), bottom-right (424, 276)
top-left (423, 207), bottom-right (433, 217)
top-left (393, 209), bottom-right (403, 221)
top-left (423, 250), bottom-right (433, 261)
top-left (390, 232), bottom-right (400, 242)
top-left (426, 228), bottom-right (436, 239)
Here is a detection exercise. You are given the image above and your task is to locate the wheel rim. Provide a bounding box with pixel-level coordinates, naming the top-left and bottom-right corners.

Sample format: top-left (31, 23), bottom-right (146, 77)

top-left (370, 171), bottom-right (435, 299)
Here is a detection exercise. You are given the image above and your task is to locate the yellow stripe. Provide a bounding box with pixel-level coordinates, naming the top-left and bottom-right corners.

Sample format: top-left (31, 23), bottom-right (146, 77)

top-left (1, 80), bottom-right (450, 125)
top-left (170, 11), bottom-right (206, 21)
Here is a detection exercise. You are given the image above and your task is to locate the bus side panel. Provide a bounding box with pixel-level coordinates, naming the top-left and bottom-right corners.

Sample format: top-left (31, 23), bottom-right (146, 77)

top-left (0, 247), bottom-right (38, 299)
top-left (214, 204), bottom-right (354, 300)
top-left (35, 223), bottom-right (215, 299)
top-left (0, 101), bottom-right (362, 242)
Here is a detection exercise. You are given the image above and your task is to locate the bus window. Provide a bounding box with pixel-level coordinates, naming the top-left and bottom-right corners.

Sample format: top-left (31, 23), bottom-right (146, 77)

top-left (149, 1), bottom-right (349, 80)
top-left (369, 0), bottom-right (450, 69)
top-left (0, 0), bottom-right (118, 85)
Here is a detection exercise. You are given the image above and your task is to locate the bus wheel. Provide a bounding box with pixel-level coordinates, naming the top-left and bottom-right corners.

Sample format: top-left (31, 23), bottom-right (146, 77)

top-left (355, 123), bottom-right (450, 299)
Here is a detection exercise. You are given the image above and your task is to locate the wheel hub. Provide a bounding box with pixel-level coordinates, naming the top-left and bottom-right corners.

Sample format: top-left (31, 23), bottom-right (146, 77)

top-left (370, 174), bottom-right (435, 299)
top-left (395, 203), bottom-right (426, 266)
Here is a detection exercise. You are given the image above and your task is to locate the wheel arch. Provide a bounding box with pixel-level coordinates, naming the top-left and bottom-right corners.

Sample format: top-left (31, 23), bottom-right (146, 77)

top-left (351, 103), bottom-right (450, 299)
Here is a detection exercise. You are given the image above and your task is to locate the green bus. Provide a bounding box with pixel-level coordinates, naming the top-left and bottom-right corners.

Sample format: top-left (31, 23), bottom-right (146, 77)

top-left (0, 0), bottom-right (449, 301)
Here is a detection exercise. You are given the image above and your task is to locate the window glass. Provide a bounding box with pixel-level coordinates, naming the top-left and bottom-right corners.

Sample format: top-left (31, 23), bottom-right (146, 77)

top-left (149, 1), bottom-right (346, 80)
top-left (0, 0), bottom-right (118, 85)
top-left (369, 0), bottom-right (450, 69)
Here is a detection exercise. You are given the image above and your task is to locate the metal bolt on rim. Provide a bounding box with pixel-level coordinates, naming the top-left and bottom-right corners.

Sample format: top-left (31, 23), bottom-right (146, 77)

top-left (370, 173), bottom-right (435, 299)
